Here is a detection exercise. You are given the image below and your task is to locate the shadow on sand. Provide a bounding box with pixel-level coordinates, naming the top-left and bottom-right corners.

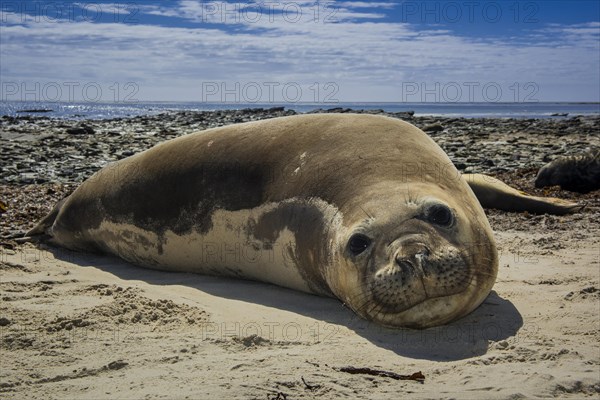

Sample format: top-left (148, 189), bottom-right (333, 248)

top-left (47, 245), bottom-right (523, 362)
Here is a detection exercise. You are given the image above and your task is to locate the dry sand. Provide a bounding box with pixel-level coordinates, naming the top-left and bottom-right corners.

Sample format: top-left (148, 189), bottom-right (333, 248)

top-left (1, 211), bottom-right (598, 399)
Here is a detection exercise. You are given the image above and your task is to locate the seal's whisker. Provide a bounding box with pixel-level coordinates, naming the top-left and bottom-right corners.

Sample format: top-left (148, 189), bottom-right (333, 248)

top-left (350, 292), bottom-right (375, 314)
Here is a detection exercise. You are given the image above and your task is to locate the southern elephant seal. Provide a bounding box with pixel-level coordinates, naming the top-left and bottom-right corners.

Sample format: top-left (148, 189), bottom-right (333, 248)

top-left (535, 149), bottom-right (600, 193)
top-left (30, 114), bottom-right (499, 328)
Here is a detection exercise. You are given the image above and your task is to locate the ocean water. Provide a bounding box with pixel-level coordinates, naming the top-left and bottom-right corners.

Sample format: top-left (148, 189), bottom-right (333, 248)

top-left (0, 101), bottom-right (598, 120)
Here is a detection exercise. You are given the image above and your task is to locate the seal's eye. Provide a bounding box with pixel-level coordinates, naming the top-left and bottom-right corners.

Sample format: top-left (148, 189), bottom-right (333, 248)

top-left (426, 204), bottom-right (454, 227)
top-left (348, 234), bottom-right (372, 255)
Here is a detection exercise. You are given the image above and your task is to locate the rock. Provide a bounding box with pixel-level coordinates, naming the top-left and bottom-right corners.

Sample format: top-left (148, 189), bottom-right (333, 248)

top-left (395, 111), bottom-right (415, 118)
top-left (18, 173), bottom-right (37, 184)
top-left (118, 150), bottom-right (135, 158)
top-left (423, 123), bottom-right (444, 133)
top-left (66, 127), bottom-right (86, 135)
top-left (106, 360), bottom-right (128, 370)
top-left (0, 317), bottom-right (11, 326)
top-left (66, 125), bottom-right (95, 135)
top-left (495, 340), bottom-right (510, 350)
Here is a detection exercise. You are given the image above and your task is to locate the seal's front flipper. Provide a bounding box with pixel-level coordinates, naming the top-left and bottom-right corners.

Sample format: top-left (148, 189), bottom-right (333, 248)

top-left (463, 173), bottom-right (583, 215)
top-left (26, 198), bottom-right (66, 237)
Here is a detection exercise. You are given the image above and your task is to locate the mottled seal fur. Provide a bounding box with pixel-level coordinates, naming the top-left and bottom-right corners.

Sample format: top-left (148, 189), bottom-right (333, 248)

top-left (535, 150), bottom-right (600, 193)
top-left (31, 114), bottom-right (501, 328)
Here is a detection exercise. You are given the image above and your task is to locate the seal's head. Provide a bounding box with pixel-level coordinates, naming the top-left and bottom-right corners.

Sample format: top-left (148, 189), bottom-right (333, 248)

top-left (326, 181), bottom-right (498, 329)
top-left (534, 163), bottom-right (558, 189)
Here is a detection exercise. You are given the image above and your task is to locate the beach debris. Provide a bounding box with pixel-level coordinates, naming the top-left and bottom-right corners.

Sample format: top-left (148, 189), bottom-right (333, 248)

top-left (105, 360), bottom-right (128, 370)
top-left (268, 392), bottom-right (287, 400)
top-left (301, 376), bottom-right (319, 390)
top-left (337, 366), bottom-right (425, 383)
top-left (564, 286), bottom-right (599, 301)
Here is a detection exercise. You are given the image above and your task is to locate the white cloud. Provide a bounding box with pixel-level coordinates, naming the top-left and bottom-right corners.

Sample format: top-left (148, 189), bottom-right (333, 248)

top-left (0, 2), bottom-right (598, 102)
top-left (339, 2), bottom-right (396, 9)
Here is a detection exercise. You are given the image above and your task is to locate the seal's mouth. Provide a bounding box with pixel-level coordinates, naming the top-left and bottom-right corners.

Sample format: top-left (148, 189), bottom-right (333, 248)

top-left (365, 245), bottom-right (471, 315)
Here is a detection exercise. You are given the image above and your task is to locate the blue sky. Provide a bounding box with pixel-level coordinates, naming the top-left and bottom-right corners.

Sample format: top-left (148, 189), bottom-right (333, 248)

top-left (1, 1), bottom-right (599, 102)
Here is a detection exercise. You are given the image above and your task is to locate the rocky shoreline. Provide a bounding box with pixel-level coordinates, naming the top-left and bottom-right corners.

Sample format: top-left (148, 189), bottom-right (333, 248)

top-left (1, 108), bottom-right (599, 238)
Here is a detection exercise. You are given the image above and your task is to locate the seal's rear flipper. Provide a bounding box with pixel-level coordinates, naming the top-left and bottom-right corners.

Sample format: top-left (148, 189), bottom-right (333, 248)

top-left (26, 198), bottom-right (66, 237)
top-left (463, 173), bottom-right (584, 215)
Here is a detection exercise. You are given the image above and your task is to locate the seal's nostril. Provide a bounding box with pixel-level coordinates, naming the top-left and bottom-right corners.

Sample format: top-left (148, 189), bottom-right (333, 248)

top-left (395, 258), bottom-right (414, 276)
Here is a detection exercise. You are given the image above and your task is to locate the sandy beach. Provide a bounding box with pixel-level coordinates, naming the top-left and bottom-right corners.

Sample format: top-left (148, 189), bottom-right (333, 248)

top-left (1, 109), bottom-right (599, 399)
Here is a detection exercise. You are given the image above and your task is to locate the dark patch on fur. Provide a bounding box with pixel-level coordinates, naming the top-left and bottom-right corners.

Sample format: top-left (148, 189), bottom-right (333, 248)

top-left (58, 162), bottom-right (266, 252)
top-left (252, 200), bottom-right (332, 295)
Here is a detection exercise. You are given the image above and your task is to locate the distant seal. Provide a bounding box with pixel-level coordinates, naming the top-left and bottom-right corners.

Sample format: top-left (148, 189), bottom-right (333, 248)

top-left (30, 114), bottom-right (501, 328)
top-left (535, 150), bottom-right (600, 193)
